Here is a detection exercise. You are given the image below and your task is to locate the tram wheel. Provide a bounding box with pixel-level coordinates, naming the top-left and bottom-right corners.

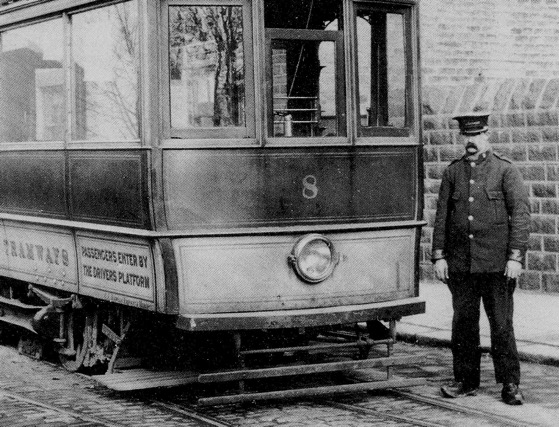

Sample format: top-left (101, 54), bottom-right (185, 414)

top-left (58, 309), bottom-right (94, 372)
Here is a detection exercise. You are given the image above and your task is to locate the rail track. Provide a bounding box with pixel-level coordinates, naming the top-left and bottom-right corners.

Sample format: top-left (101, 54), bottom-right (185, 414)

top-left (0, 335), bottom-right (550, 427)
top-left (149, 384), bottom-right (542, 427)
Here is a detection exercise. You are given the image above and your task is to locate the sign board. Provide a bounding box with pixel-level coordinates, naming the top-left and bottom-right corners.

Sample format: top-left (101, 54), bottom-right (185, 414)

top-left (0, 223), bottom-right (77, 291)
top-left (77, 235), bottom-right (155, 306)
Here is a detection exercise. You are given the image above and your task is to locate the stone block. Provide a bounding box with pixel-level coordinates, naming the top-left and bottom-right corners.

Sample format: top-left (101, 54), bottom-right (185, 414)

top-left (495, 130), bottom-right (511, 144)
top-left (421, 227), bottom-right (433, 244)
top-left (540, 79), bottom-right (559, 109)
top-left (542, 273), bottom-right (559, 293)
top-left (442, 87), bottom-right (465, 114)
top-left (542, 127), bottom-right (559, 143)
top-left (544, 236), bottom-right (559, 252)
top-left (530, 110), bottom-right (559, 126)
top-left (532, 183), bottom-right (557, 198)
top-left (542, 199), bottom-right (559, 215)
top-left (426, 165), bottom-right (445, 180)
top-left (509, 79), bottom-right (530, 110)
top-left (511, 145), bottom-right (528, 161)
top-left (528, 145), bottom-right (556, 161)
top-left (529, 235), bottom-right (543, 251)
top-left (423, 146), bottom-right (439, 163)
top-left (423, 211), bottom-right (435, 228)
top-left (531, 199), bottom-right (541, 214)
top-left (547, 165), bottom-right (559, 181)
top-left (493, 79), bottom-right (517, 111)
top-left (523, 79), bottom-right (546, 109)
top-left (511, 129), bottom-right (530, 144)
top-left (527, 252), bottom-right (556, 272)
top-left (440, 145), bottom-right (462, 161)
top-left (531, 215), bottom-right (556, 234)
top-left (503, 112), bottom-right (527, 127)
top-left (422, 86), bottom-right (450, 115)
top-left (425, 195), bottom-right (439, 210)
top-left (425, 180), bottom-right (441, 195)
top-left (422, 115), bottom-right (444, 130)
top-left (519, 165), bottom-right (545, 181)
top-left (519, 271), bottom-right (542, 291)
top-left (430, 131), bottom-right (453, 146)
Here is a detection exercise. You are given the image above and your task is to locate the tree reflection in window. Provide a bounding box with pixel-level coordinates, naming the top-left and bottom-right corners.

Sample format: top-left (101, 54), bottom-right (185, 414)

top-left (169, 6), bottom-right (245, 129)
top-left (72, 1), bottom-right (139, 140)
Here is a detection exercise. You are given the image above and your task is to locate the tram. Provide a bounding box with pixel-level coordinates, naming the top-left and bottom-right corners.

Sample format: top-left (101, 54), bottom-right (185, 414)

top-left (0, 0), bottom-right (424, 404)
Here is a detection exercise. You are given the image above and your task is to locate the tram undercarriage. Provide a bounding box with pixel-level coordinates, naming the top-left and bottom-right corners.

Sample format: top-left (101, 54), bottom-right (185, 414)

top-left (0, 275), bottom-right (425, 405)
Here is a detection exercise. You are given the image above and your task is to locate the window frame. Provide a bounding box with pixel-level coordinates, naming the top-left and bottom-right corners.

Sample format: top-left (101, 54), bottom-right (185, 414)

top-left (264, 27), bottom-right (347, 144)
top-left (352, 2), bottom-right (414, 140)
top-left (161, 0), bottom-right (256, 142)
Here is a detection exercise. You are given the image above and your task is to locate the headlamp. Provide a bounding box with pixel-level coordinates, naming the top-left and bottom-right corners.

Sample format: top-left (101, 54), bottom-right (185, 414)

top-left (288, 234), bottom-right (338, 283)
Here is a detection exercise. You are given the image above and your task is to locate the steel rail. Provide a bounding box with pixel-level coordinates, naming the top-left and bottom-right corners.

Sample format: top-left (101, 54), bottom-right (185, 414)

top-left (150, 401), bottom-right (235, 427)
top-left (326, 399), bottom-right (447, 427)
top-left (0, 390), bottom-right (130, 427)
top-left (392, 389), bottom-right (541, 427)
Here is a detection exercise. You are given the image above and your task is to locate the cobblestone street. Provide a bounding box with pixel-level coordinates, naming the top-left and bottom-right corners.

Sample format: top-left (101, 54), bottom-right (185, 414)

top-left (1, 338), bottom-right (559, 426)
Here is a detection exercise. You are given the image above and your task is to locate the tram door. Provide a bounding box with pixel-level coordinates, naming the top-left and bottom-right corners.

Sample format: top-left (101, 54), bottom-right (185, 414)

top-left (264, 0), bottom-right (410, 141)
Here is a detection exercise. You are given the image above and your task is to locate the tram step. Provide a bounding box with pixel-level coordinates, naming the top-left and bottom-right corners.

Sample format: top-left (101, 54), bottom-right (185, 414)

top-left (92, 369), bottom-right (198, 391)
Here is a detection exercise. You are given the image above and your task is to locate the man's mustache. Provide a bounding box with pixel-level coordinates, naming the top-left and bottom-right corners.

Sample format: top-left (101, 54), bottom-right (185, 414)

top-left (466, 142), bottom-right (478, 151)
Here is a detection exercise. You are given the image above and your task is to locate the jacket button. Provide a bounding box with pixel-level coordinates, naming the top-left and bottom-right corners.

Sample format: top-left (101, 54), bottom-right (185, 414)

top-left (469, 234), bottom-right (474, 239)
top-left (470, 179), bottom-right (475, 184)
top-left (470, 162), bottom-right (476, 167)
top-left (468, 215), bottom-right (473, 221)
top-left (468, 197), bottom-right (474, 202)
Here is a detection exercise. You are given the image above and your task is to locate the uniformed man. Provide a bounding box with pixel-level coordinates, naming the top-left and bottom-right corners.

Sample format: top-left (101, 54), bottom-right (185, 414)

top-left (432, 112), bottom-right (530, 405)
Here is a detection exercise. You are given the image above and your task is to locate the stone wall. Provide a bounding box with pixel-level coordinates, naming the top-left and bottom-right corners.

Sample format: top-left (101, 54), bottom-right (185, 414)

top-left (420, 0), bottom-right (559, 292)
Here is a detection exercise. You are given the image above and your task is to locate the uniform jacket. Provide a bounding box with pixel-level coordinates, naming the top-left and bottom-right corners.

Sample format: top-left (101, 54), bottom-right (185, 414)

top-left (432, 150), bottom-right (530, 274)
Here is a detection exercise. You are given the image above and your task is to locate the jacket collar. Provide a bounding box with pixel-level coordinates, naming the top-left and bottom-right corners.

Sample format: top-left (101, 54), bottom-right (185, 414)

top-left (463, 149), bottom-right (492, 165)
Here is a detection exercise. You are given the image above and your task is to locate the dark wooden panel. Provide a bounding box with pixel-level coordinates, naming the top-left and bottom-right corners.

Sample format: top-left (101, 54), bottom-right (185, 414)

top-left (69, 151), bottom-right (150, 228)
top-left (165, 146), bottom-right (418, 229)
top-left (0, 151), bottom-right (66, 217)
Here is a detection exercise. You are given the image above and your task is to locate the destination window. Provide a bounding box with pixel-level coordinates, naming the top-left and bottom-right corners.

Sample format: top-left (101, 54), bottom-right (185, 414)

top-left (264, 0), bottom-right (345, 139)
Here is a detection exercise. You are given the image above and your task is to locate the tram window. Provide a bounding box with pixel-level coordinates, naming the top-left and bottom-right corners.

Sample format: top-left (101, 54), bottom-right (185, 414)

top-left (168, 3), bottom-right (251, 136)
top-left (356, 7), bottom-right (409, 136)
top-left (72, 1), bottom-right (139, 141)
top-left (0, 19), bottom-right (64, 142)
top-left (264, 0), bottom-right (345, 138)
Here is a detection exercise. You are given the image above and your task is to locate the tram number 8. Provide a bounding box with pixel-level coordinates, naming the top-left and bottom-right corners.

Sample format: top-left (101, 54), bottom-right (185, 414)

top-left (302, 175), bottom-right (319, 199)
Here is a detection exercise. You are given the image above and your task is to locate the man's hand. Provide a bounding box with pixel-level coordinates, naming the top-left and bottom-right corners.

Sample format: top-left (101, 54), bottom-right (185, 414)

top-left (505, 260), bottom-right (523, 280)
top-left (434, 259), bottom-right (449, 283)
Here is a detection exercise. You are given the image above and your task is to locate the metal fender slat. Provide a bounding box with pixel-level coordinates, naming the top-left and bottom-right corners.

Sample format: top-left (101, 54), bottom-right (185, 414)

top-left (198, 377), bottom-right (426, 406)
top-left (198, 354), bottom-right (422, 383)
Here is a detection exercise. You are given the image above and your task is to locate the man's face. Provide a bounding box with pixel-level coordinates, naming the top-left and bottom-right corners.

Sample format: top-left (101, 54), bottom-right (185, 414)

top-left (462, 132), bottom-right (489, 158)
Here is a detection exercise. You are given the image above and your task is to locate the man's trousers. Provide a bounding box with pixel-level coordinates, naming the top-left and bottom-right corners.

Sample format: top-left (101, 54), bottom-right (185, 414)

top-left (447, 272), bottom-right (520, 388)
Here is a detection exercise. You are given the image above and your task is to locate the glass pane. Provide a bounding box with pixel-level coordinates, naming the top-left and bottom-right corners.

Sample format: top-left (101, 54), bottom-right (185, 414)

top-left (0, 19), bottom-right (64, 142)
top-left (265, 0), bottom-right (340, 30)
top-left (169, 6), bottom-right (245, 129)
top-left (271, 40), bottom-right (338, 137)
top-left (72, 1), bottom-right (139, 140)
top-left (265, 0), bottom-right (344, 138)
top-left (357, 11), bottom-right (406, 130)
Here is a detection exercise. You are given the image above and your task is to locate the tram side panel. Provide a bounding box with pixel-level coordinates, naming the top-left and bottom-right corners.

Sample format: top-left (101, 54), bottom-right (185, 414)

top-left (0, 150), bottom-right (159, 312)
